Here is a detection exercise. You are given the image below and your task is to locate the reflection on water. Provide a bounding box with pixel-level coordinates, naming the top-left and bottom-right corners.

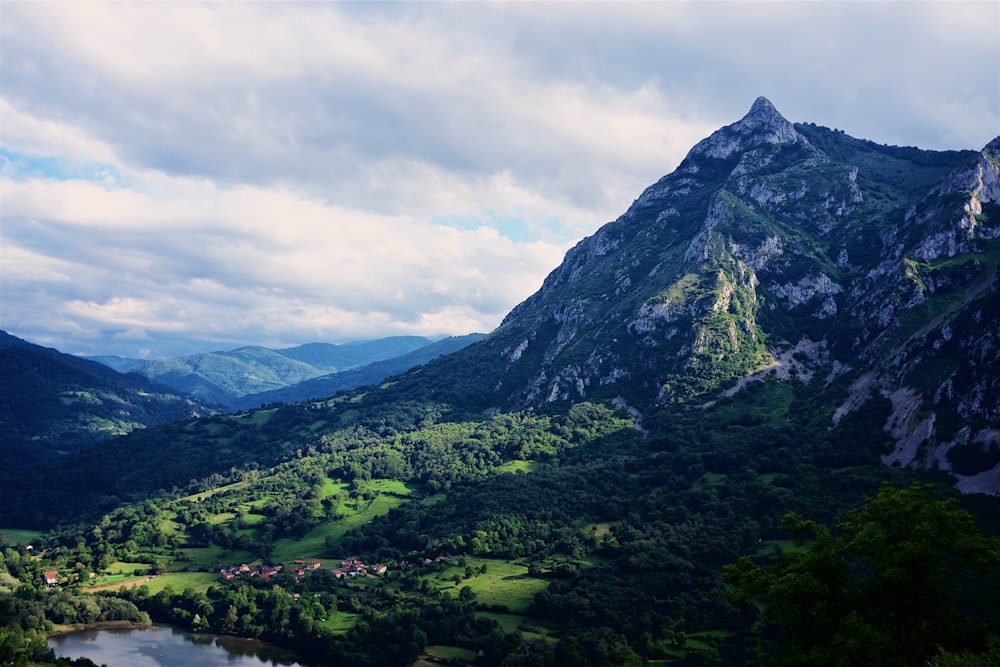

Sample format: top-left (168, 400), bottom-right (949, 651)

top-left (49, 623), bottom-right (313, 667)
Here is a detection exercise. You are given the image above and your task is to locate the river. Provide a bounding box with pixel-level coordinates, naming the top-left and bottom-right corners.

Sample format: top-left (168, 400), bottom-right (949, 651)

top-left (48, 623), bottom-right (314, 667)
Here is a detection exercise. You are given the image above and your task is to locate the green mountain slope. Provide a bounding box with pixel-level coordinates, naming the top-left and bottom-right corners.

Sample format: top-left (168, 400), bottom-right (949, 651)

top-left (0, 330), bottom-right (218, 461)
top-left (373, 99), bottom-right (1000, 491)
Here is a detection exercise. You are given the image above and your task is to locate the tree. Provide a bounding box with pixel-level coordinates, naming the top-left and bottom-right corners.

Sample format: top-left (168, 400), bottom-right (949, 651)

top-left (725, 484), bottom-right (1000, 666)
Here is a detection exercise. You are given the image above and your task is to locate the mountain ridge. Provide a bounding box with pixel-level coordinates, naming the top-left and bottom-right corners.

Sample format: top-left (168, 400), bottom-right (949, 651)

top-left (90, 335), bottom-right (439, 406)
top-left (389, 98), bottom-right (999, 492)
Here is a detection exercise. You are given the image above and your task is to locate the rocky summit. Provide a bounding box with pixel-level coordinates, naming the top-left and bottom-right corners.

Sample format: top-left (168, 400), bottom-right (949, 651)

top-left (433, 97), bottom-right (1000, 492)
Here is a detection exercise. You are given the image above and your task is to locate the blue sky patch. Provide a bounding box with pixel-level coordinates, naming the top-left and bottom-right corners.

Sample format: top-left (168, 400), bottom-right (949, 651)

top-left (0, 147), bottom-right (128, 188)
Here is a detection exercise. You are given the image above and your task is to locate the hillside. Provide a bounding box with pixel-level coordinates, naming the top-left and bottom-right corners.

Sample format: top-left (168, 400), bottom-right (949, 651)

top-left (0, 330), bottom-right (218, 462)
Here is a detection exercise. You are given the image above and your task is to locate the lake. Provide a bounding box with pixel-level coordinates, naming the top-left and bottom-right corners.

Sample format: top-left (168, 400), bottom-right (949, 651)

top-left (48, 624), bottom-right (314, 667)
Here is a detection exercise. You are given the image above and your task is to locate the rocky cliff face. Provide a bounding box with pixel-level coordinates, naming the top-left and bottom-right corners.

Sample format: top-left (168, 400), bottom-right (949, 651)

top-left (456, 98), bottom-right (1000, 492)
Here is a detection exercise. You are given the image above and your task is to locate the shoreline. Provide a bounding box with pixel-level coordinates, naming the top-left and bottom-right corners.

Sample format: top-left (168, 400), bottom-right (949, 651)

top-left (47, 619), bottom-right (152, 637)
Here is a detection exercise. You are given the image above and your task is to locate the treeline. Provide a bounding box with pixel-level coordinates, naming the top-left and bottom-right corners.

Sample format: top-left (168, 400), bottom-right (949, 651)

top-left (118, 577), bottom-right (500, 667)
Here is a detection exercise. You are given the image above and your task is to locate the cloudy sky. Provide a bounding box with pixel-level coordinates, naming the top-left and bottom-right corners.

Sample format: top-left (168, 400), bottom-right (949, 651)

top-left (2, 2), bottom-right (998, 359)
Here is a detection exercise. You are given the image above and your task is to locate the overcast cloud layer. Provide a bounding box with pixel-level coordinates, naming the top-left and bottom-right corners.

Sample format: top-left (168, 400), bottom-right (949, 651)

top-left (2, 2), bottom-right (998, 359)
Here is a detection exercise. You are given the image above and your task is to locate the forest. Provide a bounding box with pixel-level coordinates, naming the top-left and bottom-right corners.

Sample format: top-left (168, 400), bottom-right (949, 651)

top-left (2, 370), bottom-right (999, 666)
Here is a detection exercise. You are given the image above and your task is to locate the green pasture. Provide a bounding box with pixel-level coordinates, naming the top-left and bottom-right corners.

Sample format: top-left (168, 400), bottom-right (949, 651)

top-left (179, 480), bottom-right (248, 503)
top-left (240, 512), bottom-right (266, 525)
top-left (317, 609), bottom-right (358, 634)
top-left (0, 529), bottom-right (44, 546)
top-left (426, 557), bottom-right (546, 614)
top-left (271, 484), bottom-right (412, 562)
top-left (232, 409), bottom-right (276, 427)
top-left (319, 477), bottom-right (345, 497)
top-left (81, 575), bottom-right (154, 593)
top-left (497, 460), bottom-right (537, 474)
top-left (478, 612), bottom-right (556, 643)
top-left (690, 471), bottom-right (727, 492)
top-left (144, 572), bottom-right (218, 594)
top-left (586, 522), bottom-right (612, 538)
top-left (683, 630), bottom-right (736, 654)
top-left (176, 546), bottom-right (227, 569)
top-left (421, 493), bottom-right (446, 506)
top-left (185, 548), bottom-right (255, 570)
top-left (104, 561), bottom-right (148, 575)
top-left (361, 479), bottom-right (413, 496)
top-left (82, 570), bottom-right (218, 595)
top-left (756, 538), bottom-right (798, 556)
top-left (158, 518), bottom-right (183, 536)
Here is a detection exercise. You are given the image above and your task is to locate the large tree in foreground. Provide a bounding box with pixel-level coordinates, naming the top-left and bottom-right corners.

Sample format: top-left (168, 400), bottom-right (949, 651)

top-left (725, 484), bottom-right (1000, 666)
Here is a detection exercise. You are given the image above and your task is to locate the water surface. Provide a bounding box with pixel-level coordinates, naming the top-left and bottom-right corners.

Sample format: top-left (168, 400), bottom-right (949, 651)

top-left (49, 623), bottom-right (311, 667)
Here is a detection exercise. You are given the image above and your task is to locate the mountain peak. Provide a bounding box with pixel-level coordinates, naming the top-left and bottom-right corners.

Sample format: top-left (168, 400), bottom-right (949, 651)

top-left (687, 96), bottom-right (802, 160)
top-left (745, 96), bottom-right (782, 121)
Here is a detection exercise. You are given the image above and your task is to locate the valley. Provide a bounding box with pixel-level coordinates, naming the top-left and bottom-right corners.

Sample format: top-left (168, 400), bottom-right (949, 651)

top-left (2, 98), bottom-right (999, 667)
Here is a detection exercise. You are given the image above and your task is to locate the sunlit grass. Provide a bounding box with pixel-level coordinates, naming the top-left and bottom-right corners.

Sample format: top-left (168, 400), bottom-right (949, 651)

top-left (144, 572), bottom-right (218, 594)
top-left (317, 610), bottom-right (358, 634)
top-left (271, 487), bottom-right (410, 561)
top-left (498, 460), bottom-right (537, 474)
top-left (426, 557), bottom-right (546, 614)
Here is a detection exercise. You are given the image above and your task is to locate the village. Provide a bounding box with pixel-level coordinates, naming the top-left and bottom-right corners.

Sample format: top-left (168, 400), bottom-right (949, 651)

top-left (218, 556), bottom-right (388, 582)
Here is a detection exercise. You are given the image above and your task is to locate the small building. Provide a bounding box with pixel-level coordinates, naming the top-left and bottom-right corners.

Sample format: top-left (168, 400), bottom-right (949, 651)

top-left (43, 571), bottom-right (59, 585)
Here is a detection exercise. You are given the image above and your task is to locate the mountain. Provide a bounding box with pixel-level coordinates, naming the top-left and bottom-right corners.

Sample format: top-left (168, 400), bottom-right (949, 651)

top-left (232, 334), bottom-right (486, 410)
top-left (0, 330), bottom-right (218, 462)
top-left (387, 97), bottom-right (999, 492)
top-left (3, 100), bottom-right (999, 665)
top-left (84, 355), bottom-right (148, 373)
top-left (108, 336), bottom-right (435, 406)
top-left (6, 98), bottom-right (998, 506)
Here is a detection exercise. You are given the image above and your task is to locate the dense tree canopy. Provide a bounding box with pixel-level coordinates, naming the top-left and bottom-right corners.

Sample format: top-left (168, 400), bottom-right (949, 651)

top-left (724, 484), bottom-right (1000, 666)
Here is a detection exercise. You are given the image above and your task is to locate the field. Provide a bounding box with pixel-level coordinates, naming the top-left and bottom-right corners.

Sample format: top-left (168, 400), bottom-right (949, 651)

top-left (176, 545), bottom-right (245, 570)
top-left (422, 557), bottom-right (547, 614)
top-left (82, 571), bottom-right (218, 595)
top-left (271, 479), bottom-right (414, 562)
top-left (0, 528), bottom-right (44, 546)
top-left (317, 609), bottom-right (359, 634)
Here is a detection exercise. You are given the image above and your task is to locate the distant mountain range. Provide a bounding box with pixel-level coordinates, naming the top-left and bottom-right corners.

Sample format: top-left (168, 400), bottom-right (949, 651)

top-left (89, 335), bottom-right (484, 408)
top-left (231, 334), bottom-right (485, 410)
top-left (1, 330), bottom-right (485, 467)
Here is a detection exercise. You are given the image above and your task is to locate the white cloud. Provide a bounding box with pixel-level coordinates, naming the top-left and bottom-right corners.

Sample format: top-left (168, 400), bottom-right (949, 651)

top-left (1, 166), bottom-right (568, 356)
